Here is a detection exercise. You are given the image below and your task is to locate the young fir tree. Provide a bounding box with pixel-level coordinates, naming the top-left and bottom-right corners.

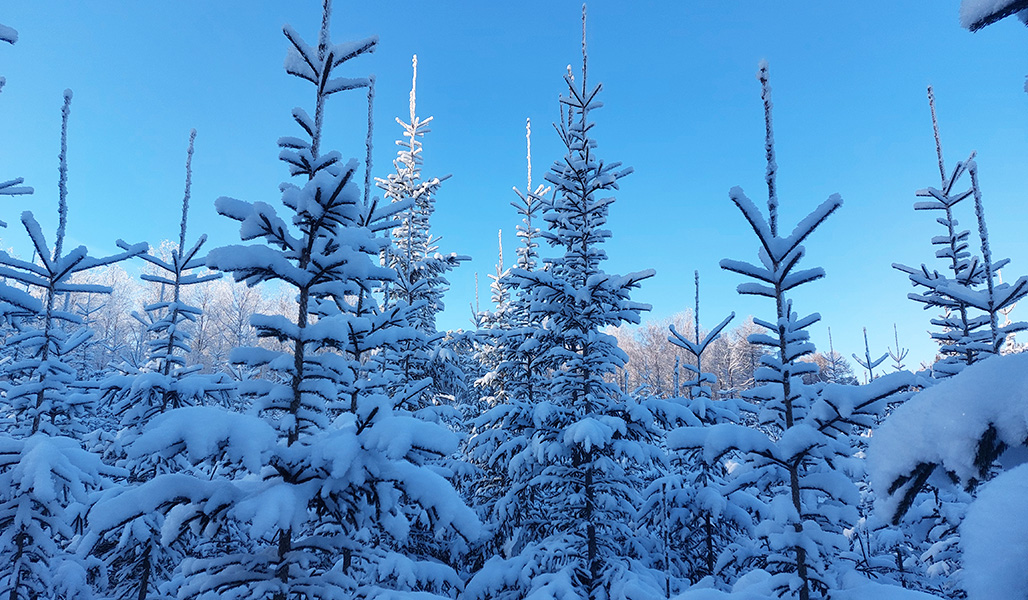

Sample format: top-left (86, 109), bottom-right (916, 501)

top-left (0, 90), bottom-right (146, 600)
top-left (466, 8), bottom-right (659, 599)
top-left (89, 130), bottom-right (234, 600)
top-left (671, 274), bottom-right (745, 582)
top-left (374, 55), bottom-right (472, 571)
top-left (884, 91), bottom-right (1028, 592)
top-left (376, 54), bottom-right (466, 335)
top-left (465, 120), bottom-right (551, 569)
top-left (639, 272), bottom-right (749, 593)
top-left (372, 56), bottom-right (468, 460)
top-left (893, 87), bottom-right (1028, 377)
top-left (695, 63), bottom-right (913, 599)
top-left (869, 352), bottom-right (1028, 598)
top-left (92, 4), bottom-right (478, 599)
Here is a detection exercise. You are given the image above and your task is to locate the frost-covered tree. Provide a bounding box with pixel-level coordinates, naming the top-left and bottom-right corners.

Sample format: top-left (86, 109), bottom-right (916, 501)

top-left (466, 8), bottom-right (659, 598)
top-left (0, 90), bottom-right (146, 600)
top-left (887, 324), bottom-right (910, 372)
top-left (702, 62), bottom-right (913, 599)
top-left (893, 87), bottom-right (1028, 377)
top-left (638, 272), bottom-right (749, 593)
top-left (92, 4), bottom-right (479, 599)
top-left (852, 328), bottom-right (888, 383)
top-left (665, 273), bottom-right (745, 585)
top-left (465, 119), bottom-right (551, 569)
top-left (669, 272), bottom-right (735, 402)
top-left (100, 130), bottom-right (229, 424)
top-left (870, 352), bottom-right (1028, 599)
top-left (90, 130), bottom-right (234, 600)
top-left (373, 57), bottom-right (472, 572)
top-left (373, 54), bottom-right (468, 445)
top-left (376, 54), bottom-right (466, 333)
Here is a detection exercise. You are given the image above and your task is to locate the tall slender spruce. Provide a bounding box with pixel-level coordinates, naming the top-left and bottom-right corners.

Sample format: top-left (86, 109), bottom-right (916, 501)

top-left (893, 87), bottom-right (1028, 376)
top-left (91, 131), bottom-right (232, 600)
top-left (712, 63), bottom-right (914, 599)
top-left (718, 63), bottom-right (839, 599)
top-left (466, 7), bottom-right (658, 599)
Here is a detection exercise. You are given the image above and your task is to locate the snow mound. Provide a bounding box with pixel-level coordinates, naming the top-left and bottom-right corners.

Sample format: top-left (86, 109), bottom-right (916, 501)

top-left (869, 353), bottom-right (1028, 517)
top-left (960, 462), bottom-right (1028, 599)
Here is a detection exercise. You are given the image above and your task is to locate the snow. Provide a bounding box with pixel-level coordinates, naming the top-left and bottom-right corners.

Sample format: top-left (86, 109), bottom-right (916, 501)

top-left (869, 353), bottom-right (1028, 518)
top-left (131, 406), bottom-right (277, 472)
top-left (0, 23), bottom-right (17, 44)
top-left (0, 177), bottom-right (33, 196)
top-left (832, 581), bottom-right (950, 600)
top-left (960, 462), bottom-right (1028, 599)
top-left (959, 0), bottom-right (1028, 29)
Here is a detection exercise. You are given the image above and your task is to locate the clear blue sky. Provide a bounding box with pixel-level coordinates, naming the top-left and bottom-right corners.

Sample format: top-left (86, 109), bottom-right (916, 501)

top-left (2, 1), bottom-right (1027, 368)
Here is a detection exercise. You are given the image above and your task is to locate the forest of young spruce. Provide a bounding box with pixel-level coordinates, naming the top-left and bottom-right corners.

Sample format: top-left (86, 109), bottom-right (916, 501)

top-left (2, 2), bottom-right (1028, 599)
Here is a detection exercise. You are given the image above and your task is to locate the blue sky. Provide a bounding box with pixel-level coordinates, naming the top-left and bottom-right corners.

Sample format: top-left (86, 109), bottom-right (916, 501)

top-left (2, 1), bottom-right (1027, 368)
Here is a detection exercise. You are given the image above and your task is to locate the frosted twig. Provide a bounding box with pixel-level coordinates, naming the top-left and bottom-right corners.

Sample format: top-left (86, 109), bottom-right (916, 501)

top-left (55, 89), bottom-right (72, 261)
top-left (581, 3), bottom-right (588, 91)
top-left (927, 86), bottom-right (946, 187)
top-left (497, 229), bottom-right (503, 273)
top-left (758, 61), bottom-right (778, 236)
top-left (179, 129), bottom-right (197, 252)
top-left (310, 0), bottom-right (332, 160)
top-left (365, 75), bottom-right (375, 205)
top-left (318, 0), bottom-right (331, 63)
top-left (410, 55), bottom-right (418, 126)
top-left (694, 270), bottom-right (701, 346)
top-left (526, 118), bottom-right (532, 191)
top-left (969, 163), bottom-right (999, 349)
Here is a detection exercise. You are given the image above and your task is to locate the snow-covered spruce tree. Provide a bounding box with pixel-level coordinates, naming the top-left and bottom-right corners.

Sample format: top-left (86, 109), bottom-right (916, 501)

top-left (694, 63), bottom-right (913, 599)
top-left (670, 272), bottom-right (735, 403)
top-left (101, 130), bottom-right (230, 424)
top-left (893, 87), bottom-right (1028, 377)
top-left (877, 95), bottom-right (1028, 587)
top-left (887, 324), bottom-right (910, 372)
top-left (638, 271), bottom-right (750, 593)
top-left (655, 272), bottom-right (746, 588)
top-left (374, 54), bottom-right (471, 570)
top-left (0, 90), bottom-right (146, 600)
top-left (465, 9), bottom-right (659, 599)
top-left (467, 233), bottom-right (509, 418)
top-left (91, 5), bottom-right (479, 599)
top-left (375, 54), bottom-right (467, 336)
top-left (464, 120), bottom-right (551, 569)
top-left (89, 130), bottom-right (234, 600)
